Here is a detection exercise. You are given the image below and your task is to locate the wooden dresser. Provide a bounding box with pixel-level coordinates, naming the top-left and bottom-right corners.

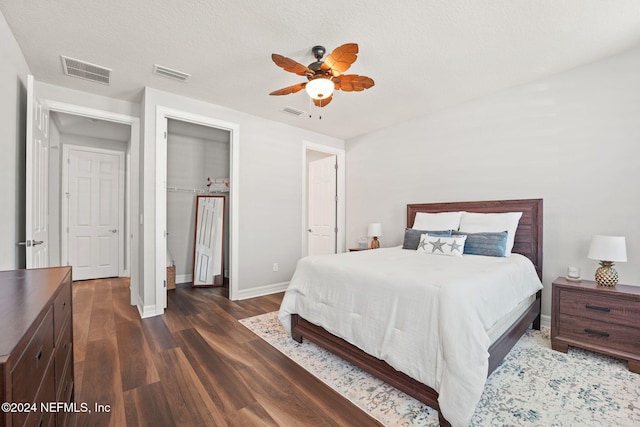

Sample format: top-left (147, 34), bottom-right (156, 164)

top-left (0, 267), bottom-right (74, 427)
top-left (551, 276), bottom-right (640, 373)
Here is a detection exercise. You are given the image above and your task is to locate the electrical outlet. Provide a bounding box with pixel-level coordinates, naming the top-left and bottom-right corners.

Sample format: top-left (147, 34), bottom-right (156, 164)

top-left (272, 263), bottom-right (279, 272)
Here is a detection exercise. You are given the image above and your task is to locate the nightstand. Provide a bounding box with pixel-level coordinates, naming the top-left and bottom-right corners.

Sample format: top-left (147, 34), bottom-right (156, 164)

top-left (551, 277), bottom-right (640, 373)
top-left (348, 248), bottom-right (371, 252)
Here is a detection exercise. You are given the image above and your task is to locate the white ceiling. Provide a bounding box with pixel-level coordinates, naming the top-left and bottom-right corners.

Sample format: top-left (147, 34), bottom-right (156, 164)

top-left (3, 0), bottom-right (640, 140)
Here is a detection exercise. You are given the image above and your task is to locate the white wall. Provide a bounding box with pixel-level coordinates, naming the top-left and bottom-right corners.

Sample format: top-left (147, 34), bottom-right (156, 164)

top-left (142, 87), bottom-right (344, 312)
top-left (345, 46), bottom-right (640, 318)
top-left (0, 12), bottom-right (31, 269)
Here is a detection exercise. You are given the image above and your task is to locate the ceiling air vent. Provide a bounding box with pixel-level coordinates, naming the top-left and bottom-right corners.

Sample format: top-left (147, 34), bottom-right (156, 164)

top-left (282, 106), bottom-right (304, 116)
top-left (153, 64), bottom-right (191, 82)
top-left (61, 56), bottom-right (111, 85)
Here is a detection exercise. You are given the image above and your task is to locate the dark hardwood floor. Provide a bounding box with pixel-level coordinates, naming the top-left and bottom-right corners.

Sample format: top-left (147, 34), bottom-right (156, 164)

top-left (71, 278), bottom-right (382, 426)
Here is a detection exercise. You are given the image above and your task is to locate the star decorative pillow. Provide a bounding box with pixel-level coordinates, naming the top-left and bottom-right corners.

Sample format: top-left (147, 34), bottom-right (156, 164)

top-left (417, 234), bottom-right (467, 257)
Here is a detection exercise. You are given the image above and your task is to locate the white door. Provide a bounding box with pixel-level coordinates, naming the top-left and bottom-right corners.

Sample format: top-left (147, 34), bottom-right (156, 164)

top-left (307, 155), bottom-right (337, 256)
top-left (64, 146), bottom-right (123, 280)
top-left (24, 75), bottom-right (50, 268)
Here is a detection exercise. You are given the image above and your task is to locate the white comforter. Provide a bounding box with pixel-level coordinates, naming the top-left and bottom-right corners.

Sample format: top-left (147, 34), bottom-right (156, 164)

top-left (278, 247), bottom-right (543, 427)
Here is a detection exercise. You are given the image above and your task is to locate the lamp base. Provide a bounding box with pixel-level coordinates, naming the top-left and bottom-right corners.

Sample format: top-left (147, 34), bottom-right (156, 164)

top-left (595, 261), bottom-right (618, 286)
top-left (370, 236), bottom-right (380, 249)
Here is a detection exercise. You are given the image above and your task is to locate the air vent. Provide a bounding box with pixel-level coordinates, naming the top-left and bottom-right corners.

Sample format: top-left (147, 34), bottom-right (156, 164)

top-left (282, 106), bottom-right (304, 116)
top-left (153, 64), bottom-right (191, 82)
top-left (61, 56), bottom-right (111, 85)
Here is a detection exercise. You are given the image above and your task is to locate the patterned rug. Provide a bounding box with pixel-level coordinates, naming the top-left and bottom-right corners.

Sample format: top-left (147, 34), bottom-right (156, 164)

top-left (239, 312), bottom-right (640, 427)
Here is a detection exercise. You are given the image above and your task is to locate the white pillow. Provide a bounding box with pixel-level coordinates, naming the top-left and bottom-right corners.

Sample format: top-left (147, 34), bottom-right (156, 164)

top-left (412, 211), bottom-right (462, 231)
top-left (458, 211), bottom-right (523, 256)
top-left (417, 233), bottom-right (467, 257)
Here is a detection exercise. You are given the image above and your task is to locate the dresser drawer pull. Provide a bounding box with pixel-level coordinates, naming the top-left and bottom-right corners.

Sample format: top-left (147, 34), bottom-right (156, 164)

top-left (585, 304), bottom-right (611, 312)
top-left (585, 328), bottom-right (610, 338)
top-left (35, 346), bottom-right (43, 368)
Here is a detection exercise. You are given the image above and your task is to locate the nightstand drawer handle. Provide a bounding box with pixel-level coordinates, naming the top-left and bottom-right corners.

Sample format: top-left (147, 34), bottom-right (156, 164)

top-left (585, 328), bottom-right (610, 338)
top-left (585, 304), bottom-right (611, 312)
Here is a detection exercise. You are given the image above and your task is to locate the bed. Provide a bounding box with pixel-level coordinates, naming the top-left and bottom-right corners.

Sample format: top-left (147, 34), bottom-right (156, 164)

top-left (279, 199), bottom-right (543, 427)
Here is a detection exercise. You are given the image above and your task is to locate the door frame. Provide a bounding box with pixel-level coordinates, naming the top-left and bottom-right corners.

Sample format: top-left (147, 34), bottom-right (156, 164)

top-left (155, 106), bottom-right (239, 310)
top-left (45, 100), bottom-right (140, 304)
top-left (301, 141), bottom-right (345, 256)
top-left (61, 144), bottom-right (125, 278)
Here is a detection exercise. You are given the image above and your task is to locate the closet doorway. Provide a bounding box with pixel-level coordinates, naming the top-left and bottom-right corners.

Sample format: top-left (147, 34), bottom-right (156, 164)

top-left (155, 106), bottom-right (239, 310)
top-left (165, 119), bottom-right (230, 287)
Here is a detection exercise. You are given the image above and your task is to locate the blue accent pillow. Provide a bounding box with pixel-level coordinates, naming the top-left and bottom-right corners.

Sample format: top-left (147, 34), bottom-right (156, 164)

top-left (402, 228), bottom-right (451, 250)
top-left (452, 230), bottom-right (508, 257)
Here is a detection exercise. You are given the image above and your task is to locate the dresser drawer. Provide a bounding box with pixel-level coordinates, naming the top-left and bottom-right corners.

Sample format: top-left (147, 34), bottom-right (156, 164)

top-left (53, 279), bottom-right (72, 344)
top-left (558, 289), bottom-right (640, 325)
top-left (12, 307), bottom-right (54, 404)
top-left (54, 318), bottom-right (73, 398)
top-left (557, 313), bottom-right (640, 355)
top-left (14, 358), bottom-right (55, 427)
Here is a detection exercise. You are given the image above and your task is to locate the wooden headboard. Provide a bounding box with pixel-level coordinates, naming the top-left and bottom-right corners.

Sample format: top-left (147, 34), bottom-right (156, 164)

top-left (407, 199), bottom-right (543, 278)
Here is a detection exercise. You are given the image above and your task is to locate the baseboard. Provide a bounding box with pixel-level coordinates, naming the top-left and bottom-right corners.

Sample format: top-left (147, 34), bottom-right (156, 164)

top-left (540, 314), bottom-right (551, 329)
top-left (137, 296), bottom-right (160, 318)
top-left (234, 281), bottom-right (289, 301)
top-left (176, 273), bottom-right (192, 284)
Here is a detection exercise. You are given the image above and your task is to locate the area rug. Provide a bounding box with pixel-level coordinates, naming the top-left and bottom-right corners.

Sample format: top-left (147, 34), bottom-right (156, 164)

top-left (239, 312), bottom-right (640, 426)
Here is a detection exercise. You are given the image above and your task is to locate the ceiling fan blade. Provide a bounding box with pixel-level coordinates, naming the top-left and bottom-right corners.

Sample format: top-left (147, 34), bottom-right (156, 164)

top-left (269, 82), bottom-right (306, 96)
top-left (313, 95), bottom-right (333, 108)
top-left (321, 43), bottom-right (359, 76)
top-left (271, 54), bottom-right (313, 76)
top-left (334, 74), bottom-right (375, 92)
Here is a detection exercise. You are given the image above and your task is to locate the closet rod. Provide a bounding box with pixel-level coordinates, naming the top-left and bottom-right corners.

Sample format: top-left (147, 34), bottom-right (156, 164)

top-left (166, 186), bottom-right (229, 194)
top-left (166, 186), bottom-right (208, 194)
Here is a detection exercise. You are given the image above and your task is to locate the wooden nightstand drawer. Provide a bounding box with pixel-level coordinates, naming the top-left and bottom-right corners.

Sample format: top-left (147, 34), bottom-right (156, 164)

top-left (558, 289), bottom-right (640, 325)
top-left (557, 313), bottom-right (640, 355)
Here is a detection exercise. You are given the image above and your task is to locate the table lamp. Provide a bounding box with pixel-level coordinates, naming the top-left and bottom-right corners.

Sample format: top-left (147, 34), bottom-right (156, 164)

top-left (587, 235), bottom-right (627, 286)
top-left (368, 223), bottom-right (382, 249)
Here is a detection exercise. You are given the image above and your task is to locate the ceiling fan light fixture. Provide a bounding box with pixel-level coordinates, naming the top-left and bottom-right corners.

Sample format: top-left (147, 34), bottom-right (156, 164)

top-left (305, 77), bottom-right (334, 100)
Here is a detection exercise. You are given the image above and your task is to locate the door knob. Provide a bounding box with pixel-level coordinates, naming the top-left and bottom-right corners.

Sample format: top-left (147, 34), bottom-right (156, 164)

top-left (17, 240), bottom-right (44, 247)
top-left (308, 229), bottom-right (312, 232)
top-left (109, 229), bottom-right (118, 233)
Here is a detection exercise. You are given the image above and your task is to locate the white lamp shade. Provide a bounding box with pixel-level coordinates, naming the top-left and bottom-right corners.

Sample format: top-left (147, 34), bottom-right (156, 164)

top-left (367, 223), bottom-right (382, 237)
top-left (305, 78), bottom-right (334, 100)
top-left (587, 235), bottom-right (627, 262)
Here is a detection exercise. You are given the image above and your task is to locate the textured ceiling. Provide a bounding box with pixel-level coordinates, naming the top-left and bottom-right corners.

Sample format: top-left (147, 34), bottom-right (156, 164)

top-left (2, 0), bottom-right (640, 139)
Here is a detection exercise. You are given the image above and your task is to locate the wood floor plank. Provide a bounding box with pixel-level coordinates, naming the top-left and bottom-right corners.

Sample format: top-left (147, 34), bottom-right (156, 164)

top-left (140, 315), bottom-right (178, 353)
top-left (74, 337), bottom-right (126, 427)
top-left (72, 282), bottom-right (95, 364)
top-left (123, 382), bottom-right (176, 427)
top-left (115, 318), bottom-right (160, 391)
top-left (151, 347), bottom-right (228, 426)
top-left (173, 328), bottom-right (257, 413)
top-left (85, 280), bottom-right (116, 342)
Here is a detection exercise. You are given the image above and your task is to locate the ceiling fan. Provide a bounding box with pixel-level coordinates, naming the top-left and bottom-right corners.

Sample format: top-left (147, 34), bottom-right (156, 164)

top-left (269, 43), bottom-right (375, 107)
